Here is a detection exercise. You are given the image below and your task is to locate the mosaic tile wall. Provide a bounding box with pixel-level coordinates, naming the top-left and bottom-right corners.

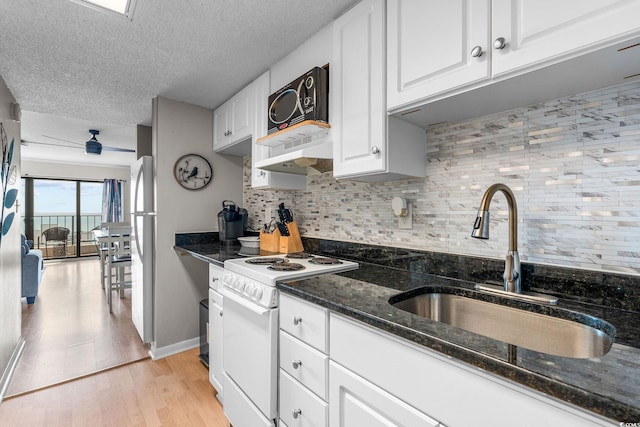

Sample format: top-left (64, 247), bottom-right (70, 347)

top-left (243, 81), bottom-right (640, 275)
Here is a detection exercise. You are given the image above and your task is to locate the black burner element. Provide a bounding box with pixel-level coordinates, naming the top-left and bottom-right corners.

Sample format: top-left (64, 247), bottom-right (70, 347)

top-left (286, 252), bottom-right (314, 259)
top-left (309, 256), bottom-right (342, 265)
top-left (246, 257), bottom-right (286, 265)
top-left (268, 262), bottom-right (305, 271)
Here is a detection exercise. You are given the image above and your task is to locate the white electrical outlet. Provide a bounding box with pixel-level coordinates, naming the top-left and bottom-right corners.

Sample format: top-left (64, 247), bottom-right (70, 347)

top-left (398, 204), bottom-right (412, 229)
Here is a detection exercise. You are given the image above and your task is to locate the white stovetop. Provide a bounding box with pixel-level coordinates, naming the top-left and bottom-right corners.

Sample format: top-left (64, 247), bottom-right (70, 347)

top-left (223, 254), bottom-right (359, 286)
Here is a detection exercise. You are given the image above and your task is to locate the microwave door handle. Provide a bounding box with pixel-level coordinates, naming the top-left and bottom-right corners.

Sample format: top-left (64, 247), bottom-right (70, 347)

top-left (220, 288), bottom-right (269, 316)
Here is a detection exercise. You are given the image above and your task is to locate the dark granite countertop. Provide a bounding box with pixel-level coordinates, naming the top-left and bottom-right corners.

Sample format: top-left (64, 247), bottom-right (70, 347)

top-left (177, 233), bottom-right (639, 421)
top-left (278, 260), bottom-right (640, 423)
top-left (173, 231), bottom-right (276, 266)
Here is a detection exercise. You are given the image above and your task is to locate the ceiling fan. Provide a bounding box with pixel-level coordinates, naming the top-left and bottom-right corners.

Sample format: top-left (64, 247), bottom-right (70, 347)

top-left (23, 129), bottom-right (135, 155)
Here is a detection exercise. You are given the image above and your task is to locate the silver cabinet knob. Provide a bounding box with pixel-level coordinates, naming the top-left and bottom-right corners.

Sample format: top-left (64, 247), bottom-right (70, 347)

top-left (371, 146), bottom-right (380, 155)
top-left (219, 311), bottom-right (223, 317)
top-left (493, 37), bottom-right (506, 50)
top-left (292, 360), bottom-right (302, 369)
top-left (293, 316), bottom-right (302, 325)
top-left (470, 46), bottom-right (483, 57)
top-left (293, 409), bottom-right (302, 419)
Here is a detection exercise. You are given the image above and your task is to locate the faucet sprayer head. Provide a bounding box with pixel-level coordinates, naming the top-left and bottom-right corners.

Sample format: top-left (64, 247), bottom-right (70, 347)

top-left (471, 210), bottom-right (490, 239)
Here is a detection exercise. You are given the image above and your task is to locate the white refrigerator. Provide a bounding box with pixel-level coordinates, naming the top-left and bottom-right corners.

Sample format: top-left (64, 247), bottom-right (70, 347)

top-left (131, 155), bottom-right (155, 344)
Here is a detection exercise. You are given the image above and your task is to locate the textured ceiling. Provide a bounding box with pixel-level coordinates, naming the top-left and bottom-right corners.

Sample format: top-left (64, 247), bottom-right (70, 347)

top-left (0, 0), bottom-right (358, 166)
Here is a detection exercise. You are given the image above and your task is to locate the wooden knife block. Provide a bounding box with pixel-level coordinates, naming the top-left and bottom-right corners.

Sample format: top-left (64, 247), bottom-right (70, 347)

top-left (259, 228), bottom-right (281, 253)
top-left (279, 221), bottom-right (304, 254)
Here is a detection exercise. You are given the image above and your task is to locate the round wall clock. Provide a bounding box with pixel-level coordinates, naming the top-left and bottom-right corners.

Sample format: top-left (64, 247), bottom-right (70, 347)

top-left (173, 154), bottom-right (213, 190)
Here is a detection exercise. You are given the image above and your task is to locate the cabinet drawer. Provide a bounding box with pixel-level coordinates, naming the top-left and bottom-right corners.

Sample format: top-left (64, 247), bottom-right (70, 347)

top-left (280, 331), bottom-right (328, 400)
top-left (279, 370), bottom-right (327, 427)
top-left (280, 294), bottom-right (328, 352)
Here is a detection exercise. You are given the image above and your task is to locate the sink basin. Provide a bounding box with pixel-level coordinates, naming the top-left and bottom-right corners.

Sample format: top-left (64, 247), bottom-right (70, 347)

top-left (389, 287), bottom-right (614, 359)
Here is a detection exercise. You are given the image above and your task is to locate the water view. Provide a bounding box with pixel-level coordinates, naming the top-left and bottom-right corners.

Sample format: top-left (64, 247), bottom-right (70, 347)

top-left (21, 178), bottom-right (104, 258)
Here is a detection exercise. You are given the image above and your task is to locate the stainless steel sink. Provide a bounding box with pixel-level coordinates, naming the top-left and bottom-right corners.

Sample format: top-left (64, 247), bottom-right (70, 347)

top-left (390, 288), bottom-right (614, 359)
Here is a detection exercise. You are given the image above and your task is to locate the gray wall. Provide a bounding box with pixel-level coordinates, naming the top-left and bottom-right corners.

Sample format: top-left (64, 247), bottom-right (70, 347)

top-left (244, 80), bottom-right (640, 276)
top-left (0, 75), bottom-right (21, 398)
top-left (152, 97), bottom-right (243, 353)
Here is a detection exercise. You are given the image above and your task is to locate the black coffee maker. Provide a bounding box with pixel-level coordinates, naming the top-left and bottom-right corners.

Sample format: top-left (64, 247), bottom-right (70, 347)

top-left (217, 200), bottom-right (248, 244)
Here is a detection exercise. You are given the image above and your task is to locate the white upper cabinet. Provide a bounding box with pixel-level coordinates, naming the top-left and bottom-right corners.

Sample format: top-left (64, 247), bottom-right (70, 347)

top-left (387, 0), bottom-right (490, 111)
top-left (491, 0), bottom-right (640, 77)
top-left (387, 0), bottom-right (640, 116)
top-left (332, 0), bottom-right (426, 181)
top-left (213, 83), bottom-right (252, 154)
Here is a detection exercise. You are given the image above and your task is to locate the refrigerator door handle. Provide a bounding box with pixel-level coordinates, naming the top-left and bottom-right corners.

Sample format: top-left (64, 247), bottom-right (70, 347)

top-left (133, 165), bottom-right (144, 260)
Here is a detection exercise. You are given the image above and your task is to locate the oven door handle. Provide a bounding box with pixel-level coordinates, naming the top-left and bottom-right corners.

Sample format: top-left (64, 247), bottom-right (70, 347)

top-left (220, 288), bottom-right (270, 316)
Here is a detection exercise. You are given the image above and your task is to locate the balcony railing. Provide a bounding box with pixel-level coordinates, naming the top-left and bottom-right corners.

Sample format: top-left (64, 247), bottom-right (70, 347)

top-left (23, 214), bottom-right (102, 259)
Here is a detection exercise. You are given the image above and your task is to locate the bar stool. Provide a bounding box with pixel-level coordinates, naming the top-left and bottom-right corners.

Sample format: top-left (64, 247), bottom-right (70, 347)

top-left (98, 222), bottom-right (128, 289)
top-left (105, 224), bottom-right (132, 313)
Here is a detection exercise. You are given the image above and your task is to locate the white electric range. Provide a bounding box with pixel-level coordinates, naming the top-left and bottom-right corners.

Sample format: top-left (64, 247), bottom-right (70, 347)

top-left (220, 253), bottom-right (358, 427)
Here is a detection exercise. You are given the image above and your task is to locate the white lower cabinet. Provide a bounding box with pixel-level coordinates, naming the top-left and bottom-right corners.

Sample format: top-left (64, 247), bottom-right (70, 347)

top-left (208, 264), bottom-right (225, 401)
top-left (329, 361), bottom-right (440, 427)
top-left (330, 313), bottom-right (615, 427)
top-left (280, 294), bottom-right (614, 426)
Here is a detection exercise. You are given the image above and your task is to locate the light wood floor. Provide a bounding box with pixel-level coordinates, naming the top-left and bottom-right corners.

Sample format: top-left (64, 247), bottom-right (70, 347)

top-left (6, 257), bottom-right (150, 396)
top-left (0, 348), bottom-right (228, 427)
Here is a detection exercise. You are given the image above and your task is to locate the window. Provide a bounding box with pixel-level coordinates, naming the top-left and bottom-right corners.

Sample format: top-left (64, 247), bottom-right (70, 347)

top-left (22, 178), bottom-right (103, 259)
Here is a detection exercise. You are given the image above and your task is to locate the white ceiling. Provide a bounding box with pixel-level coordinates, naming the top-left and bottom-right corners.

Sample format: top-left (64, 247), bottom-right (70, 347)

top-left (0, 0), bottom-right (358, 167)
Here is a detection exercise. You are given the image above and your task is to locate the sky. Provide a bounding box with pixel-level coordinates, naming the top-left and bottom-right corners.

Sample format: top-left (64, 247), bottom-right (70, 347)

top-left (21, 179), bottom-right (103, 214)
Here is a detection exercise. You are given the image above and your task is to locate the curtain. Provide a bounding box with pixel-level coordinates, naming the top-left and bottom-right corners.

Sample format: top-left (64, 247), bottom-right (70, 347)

top-left (101, 179), bottom-right (123, 222)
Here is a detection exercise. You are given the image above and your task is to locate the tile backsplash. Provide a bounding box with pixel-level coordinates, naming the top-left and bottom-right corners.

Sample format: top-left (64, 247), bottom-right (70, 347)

top-left (244, 80), bottom-right (640, 276)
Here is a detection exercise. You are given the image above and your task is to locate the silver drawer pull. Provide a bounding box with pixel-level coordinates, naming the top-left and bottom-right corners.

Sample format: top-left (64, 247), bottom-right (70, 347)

top-left (292, 360), bottom-right (302, 369)
top-left (293, 316), bottom-right (302, 325)
top-left (293, 409), bottom-right (302, 419)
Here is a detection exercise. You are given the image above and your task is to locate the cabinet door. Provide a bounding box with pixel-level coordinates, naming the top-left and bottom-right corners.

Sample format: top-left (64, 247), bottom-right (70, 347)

top-left (332, 0), bottom-right (387, 179)
top-left (329, 361), bottom-right (440, 427)
top-left (251, 71), bottom-right (271, 188)
top-left (213, 104), bottom-right (230, 151)
top-left (387, 0), bottom-right (490, 111)
top-left (492, 0), bottom-right (640, 77)
top-left (230, 85), bottom-right (252, 142)
top-left (208, 289), bottom-right (224, 395)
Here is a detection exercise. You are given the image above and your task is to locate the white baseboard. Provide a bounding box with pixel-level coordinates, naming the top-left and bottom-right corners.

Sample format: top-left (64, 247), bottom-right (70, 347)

top-left (149, 337), bottom-right (199, 360)
top-left (0, 337), bottom-right (26, 404)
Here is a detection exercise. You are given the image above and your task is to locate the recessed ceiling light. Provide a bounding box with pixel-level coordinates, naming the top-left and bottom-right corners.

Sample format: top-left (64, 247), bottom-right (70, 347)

top-left (70, 0), bottom-right (136, 19)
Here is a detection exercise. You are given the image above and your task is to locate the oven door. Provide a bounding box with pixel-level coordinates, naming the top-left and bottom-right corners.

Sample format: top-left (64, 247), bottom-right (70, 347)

top-left (221, 288), bottom-right (278, 424)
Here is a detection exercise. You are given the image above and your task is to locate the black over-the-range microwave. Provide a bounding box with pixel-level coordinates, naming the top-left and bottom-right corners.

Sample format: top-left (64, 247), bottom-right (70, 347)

top-left (267, 66), bottom-right (328, 135)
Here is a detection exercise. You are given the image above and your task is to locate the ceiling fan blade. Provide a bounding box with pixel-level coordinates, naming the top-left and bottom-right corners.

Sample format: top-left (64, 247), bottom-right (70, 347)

top-left (22, 139), bottom-right (84, 149)
top-left (102, 146), bottom-right (136, 153)
top-left (41, 134), bottom-right (85, 146)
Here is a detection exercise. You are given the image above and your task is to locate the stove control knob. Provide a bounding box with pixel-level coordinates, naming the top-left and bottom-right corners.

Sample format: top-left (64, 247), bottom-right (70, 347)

top-left (244, 283), bottom-right (253, 295)
top-left (254, 288), bottom-right (263, 299)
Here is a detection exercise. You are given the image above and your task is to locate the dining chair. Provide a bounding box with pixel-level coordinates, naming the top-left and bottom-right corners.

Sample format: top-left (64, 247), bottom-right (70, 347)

top-left (104, 224), bottom-right (132, 313)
